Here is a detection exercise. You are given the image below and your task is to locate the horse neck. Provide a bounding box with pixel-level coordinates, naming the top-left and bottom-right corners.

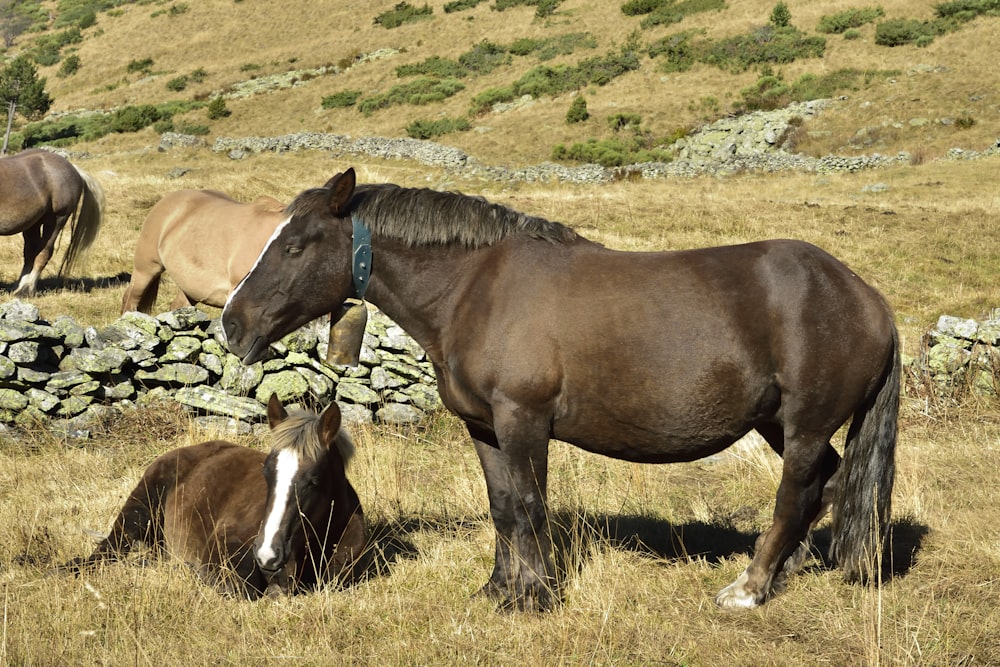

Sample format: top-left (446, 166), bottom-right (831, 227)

top-left (365, 239), bottom-right (484, 360)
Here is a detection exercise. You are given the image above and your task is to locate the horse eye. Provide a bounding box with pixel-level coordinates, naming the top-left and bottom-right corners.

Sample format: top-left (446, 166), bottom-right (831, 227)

top-left (285, 245), bottom-right (302, 256)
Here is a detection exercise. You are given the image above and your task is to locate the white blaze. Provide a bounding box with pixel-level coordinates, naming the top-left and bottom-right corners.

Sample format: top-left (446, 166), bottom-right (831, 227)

top-left (222, 215), bottom-right (293, 321)
top-left (256, 448), bottom-right (300, 567)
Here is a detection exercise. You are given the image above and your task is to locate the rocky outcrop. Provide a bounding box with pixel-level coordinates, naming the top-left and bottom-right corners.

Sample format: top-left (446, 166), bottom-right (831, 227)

top-left (0, 301), bottom-right (441, 437)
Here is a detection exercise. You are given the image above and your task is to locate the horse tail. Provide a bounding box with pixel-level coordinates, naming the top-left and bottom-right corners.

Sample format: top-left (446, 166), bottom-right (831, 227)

top-left (58, 165), bottom-right (106, 275)
top-left (829, 322), bottom-right (900, 582)
top-left (121, 273), bottom-right (161, 314)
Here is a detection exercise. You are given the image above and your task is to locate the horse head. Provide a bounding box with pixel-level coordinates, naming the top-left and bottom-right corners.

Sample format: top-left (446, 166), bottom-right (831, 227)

top-left (253, 393), bottom-right (351, 579)
top-left (223, 168), bottom-right (358, 365)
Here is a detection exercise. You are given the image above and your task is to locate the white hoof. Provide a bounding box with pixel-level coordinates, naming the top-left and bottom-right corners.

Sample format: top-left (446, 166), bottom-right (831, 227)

top-left (715, 569), bottom-right (763, 610)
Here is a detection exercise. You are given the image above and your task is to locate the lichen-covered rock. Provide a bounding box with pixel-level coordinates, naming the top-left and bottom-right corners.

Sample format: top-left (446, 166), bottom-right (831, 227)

top-left (136, 363), bottom-right (210, 387)
top-left (376, 403), bottom-right (423, 424)
top-left (256, 370), bottom-right (310, 403)
top-left (174, 385), bottom-right (267, 421)
top-left (336, 381), bottom-right (380, 405)
top-left (219, 356), bottom-right (264, 394)
top-left (63, 347), bottom-right (130, 374)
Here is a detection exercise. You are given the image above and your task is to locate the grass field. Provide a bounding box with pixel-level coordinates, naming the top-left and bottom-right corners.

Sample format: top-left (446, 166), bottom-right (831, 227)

top-left (1, 0), bottom-right (1000, 663)
top-left (0, 149), bottom-right (998, 665)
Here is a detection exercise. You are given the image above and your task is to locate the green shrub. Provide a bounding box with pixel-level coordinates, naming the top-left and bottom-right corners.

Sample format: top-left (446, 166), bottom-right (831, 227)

top-left (357, 78), bottom-right (465, 114)
top-left (817, 7), bottom-right (885, 33)
top-left (444, 0), bottom-right (486, 11)
top-left (843, 28), bottom-right (862, 40)
top-left (469, 86), bottom-right (516, 114)
top-left (458, 40), bottom-right (510, 74)
top-left (621, 0), bottom-right (669, 16)
top-left (127, 57), bottom-right (154, 74)
top-left (648, 31), bottom-right (698, 72)
top-left (58, 55), bottom-right (81, 77)
top-left (175, 123), bottom-right (210, 135)
top-left (321, 90), bottom-right (363, 109)
top-left (492, 0), bottom-right (563, 16)
top-left (405, 116), bottom-right (471, 139)
top-left (874, 18), bottom-right (941, 46)
top-left (736, 68), bottom-right (890, 112)
top-left (609, 113), bottom-right (642, 131)
top-left (935, 0), bottom-right (1000, 20)
top-left (552, 136), bottom-right (672, 167)
top-left (641, 0), bottom-right (725, 29)
top-left (166, 76), bottom-right (188, 92)
top-left (508, 33), bottom-right (597, 60)
top-left (703, 26), bottom-right (825, 71)
top-left (396, 56), bottom-right (468, 79)
top-left (770, 2), bottom-right (791, 28)
top-left (374, 2), bottom-right (433, 28)
top-left (565, 96), bottom-right (589, 123)
top-left (207, 97), bottom-right (231, 120)
top-left (111, 105), bottom-right (161, 133)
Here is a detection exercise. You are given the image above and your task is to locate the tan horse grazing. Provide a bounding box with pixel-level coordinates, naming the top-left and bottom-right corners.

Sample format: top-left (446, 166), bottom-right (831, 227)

top-left (61, 394), bottom-right (369, 599)
top-left (121, 189), bottom-right (286, 314)
top-left (0, 148), bottom-right (105, 296)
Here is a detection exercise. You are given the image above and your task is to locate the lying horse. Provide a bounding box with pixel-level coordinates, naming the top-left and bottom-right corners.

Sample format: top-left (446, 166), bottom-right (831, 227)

top-left (0, 148), bottom-right (104, 296)
top-left (121, 189), bottom-right (286, 313)
top-left (222, 168), bottom-right (899, 611)
top-left (63, 395), bottom-right (368, 598)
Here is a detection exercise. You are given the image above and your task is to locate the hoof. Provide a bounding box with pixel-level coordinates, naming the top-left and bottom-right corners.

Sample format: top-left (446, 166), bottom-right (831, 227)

top-left (715, 569), bottom-right (764, 610)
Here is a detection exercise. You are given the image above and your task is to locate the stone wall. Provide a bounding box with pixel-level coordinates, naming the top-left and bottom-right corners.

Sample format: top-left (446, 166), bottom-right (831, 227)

top-left (200, 99), bottom-right (1000, 184)
top-left (0, 300), bottom-right (440, 436)
top-left (911, 310), bottom-right (1000, 398)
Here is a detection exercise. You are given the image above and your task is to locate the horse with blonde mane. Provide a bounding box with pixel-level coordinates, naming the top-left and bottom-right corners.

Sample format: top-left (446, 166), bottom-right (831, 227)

top-left (121, 189), bottom-right (286, 313)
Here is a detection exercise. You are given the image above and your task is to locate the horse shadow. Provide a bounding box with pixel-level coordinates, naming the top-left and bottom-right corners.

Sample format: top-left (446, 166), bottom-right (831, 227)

top-left (356, 511), bottom-right (928, 593)
top-left (548, 511), bottom-right (929, 582)
top-left (0, 272), bottom-right (131, 296)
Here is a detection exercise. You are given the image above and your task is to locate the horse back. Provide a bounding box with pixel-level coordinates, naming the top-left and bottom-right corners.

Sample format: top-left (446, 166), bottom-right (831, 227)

top-left (0, 149), bottom-right (82, 229)
top-left (139, 189), bottom-right (287, 306)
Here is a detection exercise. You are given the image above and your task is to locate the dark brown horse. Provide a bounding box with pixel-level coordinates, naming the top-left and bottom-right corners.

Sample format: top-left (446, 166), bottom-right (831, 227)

top-left (222, 168), bottom-right (899, 611)
top-left (63, 395), bottom-right (368, 598)
top-left (121, 189), bottom-right (286, 313)
top-left (0, 148), bottom-right (104, 296)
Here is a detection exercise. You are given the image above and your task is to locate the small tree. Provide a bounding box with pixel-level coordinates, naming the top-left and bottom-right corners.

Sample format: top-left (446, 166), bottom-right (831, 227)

top-left (770, 2), bottom-right (791, 28)
top-left (207, 96), bottom-right (231, 120)
top-left (565, 95), bottom-right (589, 124)
top-left (0, 1), bottom-right (32, 48)
top-left (0, 56), bottom-right (52, 154)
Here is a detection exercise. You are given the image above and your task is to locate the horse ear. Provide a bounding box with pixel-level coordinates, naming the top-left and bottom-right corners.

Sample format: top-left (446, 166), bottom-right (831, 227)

top-left (326, 167), bottom-right (356, 217)
top-left (267, 393), bottom-right (288, 429)
top-left (319, 400), bottom-right (343, 449)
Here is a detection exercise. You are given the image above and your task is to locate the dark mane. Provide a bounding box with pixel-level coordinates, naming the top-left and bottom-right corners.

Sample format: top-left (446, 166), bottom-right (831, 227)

top-left (286, 183), bottom-right (578, 248)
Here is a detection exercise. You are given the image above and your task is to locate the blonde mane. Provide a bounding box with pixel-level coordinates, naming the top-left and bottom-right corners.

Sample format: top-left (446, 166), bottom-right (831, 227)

top-left (269, 408), bottom-right (355, 465)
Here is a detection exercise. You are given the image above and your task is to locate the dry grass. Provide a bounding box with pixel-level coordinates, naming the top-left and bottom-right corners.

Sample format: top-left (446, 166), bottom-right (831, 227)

top-left (0, 149), bottom-right (997, 664)
top-left (1, 0), bottom-right (999, 663)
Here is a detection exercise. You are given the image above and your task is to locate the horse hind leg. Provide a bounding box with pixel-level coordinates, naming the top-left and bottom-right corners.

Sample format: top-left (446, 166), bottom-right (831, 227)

top-left (13, 220), bottom-right (48, 297)
top-left (715, 431), bottom-right (840, 609)
top-left (121, 263), bottom-right (165, 314)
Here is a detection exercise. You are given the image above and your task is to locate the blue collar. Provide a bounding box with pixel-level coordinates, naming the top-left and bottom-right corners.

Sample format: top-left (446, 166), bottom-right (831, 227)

top-left (351, 215), bottom-right (372, 299)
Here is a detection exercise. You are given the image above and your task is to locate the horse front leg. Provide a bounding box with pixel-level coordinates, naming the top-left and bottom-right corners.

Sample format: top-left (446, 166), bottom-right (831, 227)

top-left (716, 437), bottom-right (839, 609)
top-left (470, 418), bottom-right (557, 612)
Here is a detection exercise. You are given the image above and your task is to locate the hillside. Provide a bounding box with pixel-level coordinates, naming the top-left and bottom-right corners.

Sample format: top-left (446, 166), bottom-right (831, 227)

top-left (6, 0), bottom-right (1000, 167)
